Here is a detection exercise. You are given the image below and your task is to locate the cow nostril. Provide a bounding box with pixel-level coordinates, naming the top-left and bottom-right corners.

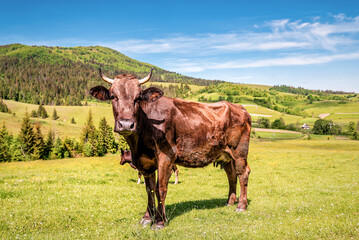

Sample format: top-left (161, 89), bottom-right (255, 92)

top-left (130, 122), bottom-right (135, 130)
top-left (118, 121), bottom-right (123, 128)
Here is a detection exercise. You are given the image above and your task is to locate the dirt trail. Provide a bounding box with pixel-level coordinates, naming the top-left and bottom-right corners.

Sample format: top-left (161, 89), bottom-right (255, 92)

top-left (319, 113), bottom-right (330, 119)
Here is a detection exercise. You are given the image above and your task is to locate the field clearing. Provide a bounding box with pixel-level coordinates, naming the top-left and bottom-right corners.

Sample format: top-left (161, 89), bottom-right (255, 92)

top-left (253, 129), bottom-right (303, 140)
top-left (2, 100), bottom-right (114, 138)
top-left (326, 113), bottom-right (359, 125)
top-left (256, 132), bottom-right (303, 140)
top-left (241, 83), bottom-right (272, 90)
top-left (0, 139), bottom-right (358, 239)
top-left (304, 101), bottom-right (359, 117)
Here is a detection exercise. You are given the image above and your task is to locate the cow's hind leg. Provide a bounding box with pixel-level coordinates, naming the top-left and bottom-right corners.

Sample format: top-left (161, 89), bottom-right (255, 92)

top-left (222, 154), bottom-right (238, 206)
top-left (140, 172), bottom-right (156, 226)
top-left (232, 128), bottom-right (251, 212)
top-left (237, 164), bottom-right (250, 212)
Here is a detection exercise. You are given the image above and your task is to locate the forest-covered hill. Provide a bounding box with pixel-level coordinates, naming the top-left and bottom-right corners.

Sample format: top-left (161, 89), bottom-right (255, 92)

top-left (0, 44), bottom-right (223, 106)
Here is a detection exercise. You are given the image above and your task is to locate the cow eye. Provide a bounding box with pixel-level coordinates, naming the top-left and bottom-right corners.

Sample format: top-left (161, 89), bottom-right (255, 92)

top-left (110, 95), bottom-right (115, 100)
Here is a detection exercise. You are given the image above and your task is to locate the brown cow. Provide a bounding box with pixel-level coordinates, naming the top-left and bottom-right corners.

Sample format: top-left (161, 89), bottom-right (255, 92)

top-left (120, 149), bottom-right (179, 184)
top-left (90, 69), bottom-right (251, 229)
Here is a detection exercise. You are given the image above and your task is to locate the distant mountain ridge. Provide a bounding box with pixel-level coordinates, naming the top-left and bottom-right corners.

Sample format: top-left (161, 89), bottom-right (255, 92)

top-left (0, 44), bottom-right (222, 105)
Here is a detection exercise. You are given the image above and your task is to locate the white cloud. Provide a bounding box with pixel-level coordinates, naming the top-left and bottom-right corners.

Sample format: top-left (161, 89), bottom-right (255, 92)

top-left (212, 52), bottom-right (359, 69)
top-left (105, 14), bottom-right (359, 56)
top-left (166, 52), bottom-right (359, 73)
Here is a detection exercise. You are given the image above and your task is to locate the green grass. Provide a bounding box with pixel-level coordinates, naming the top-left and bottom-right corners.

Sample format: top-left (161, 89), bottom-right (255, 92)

top-left (255, 131), bottom-right (303, 140)
top-left (1, 139), bottom-right (358, 239)
top-left (326, 113), bottom-right (359, 125)
top-left (303, 101), bottom-right (359, 117)
top-left (241, 84), bottom-right (272, 91)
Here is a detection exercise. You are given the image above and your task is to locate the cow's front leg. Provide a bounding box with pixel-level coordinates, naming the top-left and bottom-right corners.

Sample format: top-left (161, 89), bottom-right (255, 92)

top-left (153, 153), bottom-right (173, 229)
top-left (140, 172), bottom-right (156, 226)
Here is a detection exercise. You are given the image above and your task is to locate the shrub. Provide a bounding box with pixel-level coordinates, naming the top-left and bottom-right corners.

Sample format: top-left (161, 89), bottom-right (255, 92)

top-left (83, 142), bottom-right (93, 157)
top-left (271, 117), bottom-right (285, 129)
top-left (312, 119), bottom-right (341, 135)
top-left (258, 117), bottom-right (270, 128)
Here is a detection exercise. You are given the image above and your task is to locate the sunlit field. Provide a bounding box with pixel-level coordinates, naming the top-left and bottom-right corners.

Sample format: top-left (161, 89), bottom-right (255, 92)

top-left (1, 138), bottom-right (358, 239)
top-left (1, 100), bottom-right (114, 139)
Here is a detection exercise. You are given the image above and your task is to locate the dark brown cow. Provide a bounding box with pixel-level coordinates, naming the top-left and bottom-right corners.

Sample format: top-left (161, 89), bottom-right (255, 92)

top-left (120, 149), bottom-right (179, 184)
top-left (90, 69), bottom-right (251, 229)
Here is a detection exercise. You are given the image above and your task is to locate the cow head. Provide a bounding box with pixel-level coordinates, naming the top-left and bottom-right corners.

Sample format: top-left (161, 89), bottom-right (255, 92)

top-left (90, 69), bottom-right (163, 135)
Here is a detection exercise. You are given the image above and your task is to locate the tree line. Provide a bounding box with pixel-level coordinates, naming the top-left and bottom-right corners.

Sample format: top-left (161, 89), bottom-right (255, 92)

top-left (255, 116), bottom-right (359, 139)
top-left (271, 85), bottom-right (355, 96)
top-left (0, 110), bottom-right (126, 162)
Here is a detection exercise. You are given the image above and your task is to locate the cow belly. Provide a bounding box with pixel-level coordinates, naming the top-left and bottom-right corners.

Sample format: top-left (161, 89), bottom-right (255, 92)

top-left (175, 144), bottom-right (225, 168)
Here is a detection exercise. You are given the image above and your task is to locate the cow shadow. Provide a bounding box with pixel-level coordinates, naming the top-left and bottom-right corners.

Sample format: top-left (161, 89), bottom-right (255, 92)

top-left (165, 198), bottom-right (251, 222)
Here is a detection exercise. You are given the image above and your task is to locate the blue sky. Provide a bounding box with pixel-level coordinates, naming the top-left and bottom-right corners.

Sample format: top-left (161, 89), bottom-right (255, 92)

top-left (1, 0), bottom-right (359, 92)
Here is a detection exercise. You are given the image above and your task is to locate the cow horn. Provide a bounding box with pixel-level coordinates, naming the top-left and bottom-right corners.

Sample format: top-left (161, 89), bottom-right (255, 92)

top-left (99, 68), bottom-right (114, 84)
top-left (138, 69), bottom-right (153, 85)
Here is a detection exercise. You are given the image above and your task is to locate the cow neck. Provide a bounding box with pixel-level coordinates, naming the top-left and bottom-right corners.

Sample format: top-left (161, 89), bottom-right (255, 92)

top-left (124, 134), bottom-right (139, 155)
top-left (123, 104), bottom-right (149, 155)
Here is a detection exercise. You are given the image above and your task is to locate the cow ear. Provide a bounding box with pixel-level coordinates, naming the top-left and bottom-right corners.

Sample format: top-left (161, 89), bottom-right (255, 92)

top-left (141, 87), bottom-right (163, 102)
top-left (90, 86), bottom-right (110, 101)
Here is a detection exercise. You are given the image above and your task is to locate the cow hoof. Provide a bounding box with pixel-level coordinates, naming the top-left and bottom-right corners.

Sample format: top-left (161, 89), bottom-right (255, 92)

top-left (235, 208), bottom-right (246, 213)
top-left (139, 218), bottom-right (152, 227)
top-left (151, 222), bottom-right (165, 230)
top-left (226, 198), bottom-right (238, 206)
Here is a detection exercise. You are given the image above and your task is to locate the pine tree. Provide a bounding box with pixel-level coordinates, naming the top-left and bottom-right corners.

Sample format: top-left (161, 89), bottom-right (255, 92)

top-left (0, 122), bottom-right (12, 162)
top-left (37, 104), bottom-right (48, 119)
top-left (80, 109), bottom-right (98, 156)
top-left (32, 122), bottom-right (45, 160)
top-left (0, 99), bottom-right (11, 113)
top-left (37, 104), bottom-right (44, 117)
top-left (18, 112), bottom-right (36, 156)
top-left (41, 107), bottom-right (48, 119)
top-left (52, 108), bottom-right (59, 120)
top-left (30, 110), bottom-right (38, 117)
top-left (70, 117), bottom-right (76, 124)
top-left (106, 125), bottom-right (119, 153)
top-left (97, 117), bottom-right (107, 156)
top-left (10, 138), bottom-right (28, 162)
top-left (44, 130), bottom-right (54, 159)
top-left (97, 117), bottom-right (119, 155)
top-left (51, 137), bottom-right (64, 159)
top-left (63, 137), bottom-right (74, 158)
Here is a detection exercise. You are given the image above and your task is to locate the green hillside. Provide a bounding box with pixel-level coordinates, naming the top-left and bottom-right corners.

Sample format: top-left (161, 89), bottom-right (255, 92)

top-left (0, 44), bottom-right (222, 106)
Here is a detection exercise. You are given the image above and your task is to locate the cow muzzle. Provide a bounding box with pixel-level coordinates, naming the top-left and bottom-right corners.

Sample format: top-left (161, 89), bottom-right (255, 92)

top-left (115, 119), bottom-right (136, 134)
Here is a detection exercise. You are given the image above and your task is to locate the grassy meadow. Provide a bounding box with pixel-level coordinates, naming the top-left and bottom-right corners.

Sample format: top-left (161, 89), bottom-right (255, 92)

top-left (1, 100), bottom-right (114, 139)
top-left (1, 138), bottom-right (358, 239)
